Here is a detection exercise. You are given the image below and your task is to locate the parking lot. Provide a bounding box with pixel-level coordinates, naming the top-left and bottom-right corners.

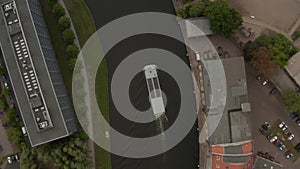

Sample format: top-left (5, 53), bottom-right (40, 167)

top-left (246, 63), bottom-right (300, 168)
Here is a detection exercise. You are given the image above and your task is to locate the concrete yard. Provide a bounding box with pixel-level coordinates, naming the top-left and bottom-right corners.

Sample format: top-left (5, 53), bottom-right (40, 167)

top-left (227, 0), bottom-right (300, 33)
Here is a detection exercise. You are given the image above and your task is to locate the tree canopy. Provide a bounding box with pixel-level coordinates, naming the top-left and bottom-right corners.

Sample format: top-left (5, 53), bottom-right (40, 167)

top-left (250, 47), bottom-right (278, 78)
top-left (7, 127), bottom-right (23, 144)
top-left (243, 41), bottom-right (259, 61)
top-left (63, 29), bottom-right (75, 45)
top-left (254, 34), bottom-right (296, 67)
top-left (66, 44), bottom-right (79, 58)
top-left (189, 1), bottom-right (206, 18)
top-left (205, 0), bottom-right (242, 37)
top-left (283, 90), bottom-right (300, 112)
top-left (58, 16), bottom-right (71, 31)
top-left (52, 3), bottom-right (65, 17)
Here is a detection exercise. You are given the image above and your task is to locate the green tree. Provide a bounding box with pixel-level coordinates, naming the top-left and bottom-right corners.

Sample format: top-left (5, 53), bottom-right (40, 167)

top-left (176, 7), bottom-right (190, 19)
top-left (2, 88), bottom-right (10, 96)
top-left (49, 0), bottom-right (58, 6)
top-left (269, 34), bottom-right (292, 55)
top-left (0, 99), bottom-right (5, 109)
top-left (295, 31), bottom-right (300, 38)
top-left (7, 127), bottom-right (23, 144)
top-left (205, 0), bottom-right (242, 37)
top-left (5, 108), bottom-right (16, 125)
top-left (62, 29), bottom-right (75, 45)
top-left (66, 44), bottom-right (79, 58)
top-left (250, 47), bottom-right (278, 78)
top-left (255, 34), bottom-right (272, 47)
top-left (273, 52), bottom-right (290, 68)
top-left (58, 16), bottom-right (71, 31)
top-left (189, 2), bottom-right (206, 17)
top-left (289, 47), bottom-right (299, 56)
top-left (283, 90), bottom-right (300, 112)
top-left (68, 58), bottom-right (77, 71)
top-left (243, 41), bottom-right (259, 61)
top-left (52, 3), bottom-right (65, 17)
top-left (0, 66), bottom-right (4, 76)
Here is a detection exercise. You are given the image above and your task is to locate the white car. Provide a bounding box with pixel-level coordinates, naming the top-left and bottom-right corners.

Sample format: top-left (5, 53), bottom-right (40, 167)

top-left (4, 82), bottom-right (8, 89)
top-left (279, 122), bottom-right (285, 128)
top-left (7, 156), bottom-right (12, 164)
top-left (262, 79), bottom-right (269, 86)
top-left (270, 136), bottom-right (278, 143)
top-left (288, 134), bottom-right (294, 141)
top-left (279, 144), bottom-right (286, 151)
top-left (279, 122), bottom-right (288, 131)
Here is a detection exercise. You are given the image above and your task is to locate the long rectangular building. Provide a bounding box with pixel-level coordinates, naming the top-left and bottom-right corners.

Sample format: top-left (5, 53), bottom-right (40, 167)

top-left (0, 0), bottom-right (78, 146)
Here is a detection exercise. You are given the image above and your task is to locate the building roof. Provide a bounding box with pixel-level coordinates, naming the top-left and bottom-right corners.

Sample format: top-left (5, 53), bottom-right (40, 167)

top-left (0, 0), bottom-right (77, 146)
top-left (253, 156), bottom-right (283, 169)
top-left (203, 57), bottom-right (251, 144)
top-left (285, 51), bottom-right (300, 87)
top-left (211, 141), bottom-right (254, 169)
top-left (184, 17), bottom-right (213, 38)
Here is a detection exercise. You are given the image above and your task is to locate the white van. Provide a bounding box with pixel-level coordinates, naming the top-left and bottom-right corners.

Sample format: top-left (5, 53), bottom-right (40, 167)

top-left (195, 52), bottom-right (201, 61)
top-left (21, 126), bottom-right (27, 136)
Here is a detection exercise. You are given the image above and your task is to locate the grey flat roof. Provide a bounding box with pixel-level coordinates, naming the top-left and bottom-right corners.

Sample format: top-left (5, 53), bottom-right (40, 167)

top-left (0, 0), bottom-right (76, 146)
top-left (184, 17), bottom-right (213, 38)
top-left (223, 156), bottom-right (249, 164)
top-left (254, 156), bottom-right (283, 169)
top-left (204, 57), bottom-right (251, 144)
top-left (230, 110), bottom-right (252, 142)
top-left (285, 51), bottom-right (300, 86)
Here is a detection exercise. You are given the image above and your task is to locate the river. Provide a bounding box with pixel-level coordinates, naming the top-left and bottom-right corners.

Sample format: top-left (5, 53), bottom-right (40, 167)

top-left (85, 0), bottom-right (199, 169)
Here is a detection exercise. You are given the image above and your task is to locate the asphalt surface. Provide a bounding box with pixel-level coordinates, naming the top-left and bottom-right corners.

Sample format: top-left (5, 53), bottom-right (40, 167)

top-left (85, 1), bottom-right (199, 169)
top-left (246, 63), bottom-right (300, 169)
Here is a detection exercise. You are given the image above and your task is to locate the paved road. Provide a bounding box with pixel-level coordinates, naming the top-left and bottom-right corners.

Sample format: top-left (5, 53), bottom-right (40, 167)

top-left (246, 63), bottom-right (300, 169)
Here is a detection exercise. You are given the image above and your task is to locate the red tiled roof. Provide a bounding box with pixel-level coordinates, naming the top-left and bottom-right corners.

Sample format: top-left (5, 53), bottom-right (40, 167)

top-left (211, 141), bottom-right (254, 169)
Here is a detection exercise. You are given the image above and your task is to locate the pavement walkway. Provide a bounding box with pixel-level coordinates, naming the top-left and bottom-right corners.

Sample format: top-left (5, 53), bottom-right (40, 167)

top-left (0, 112), bottom-right (13, 168)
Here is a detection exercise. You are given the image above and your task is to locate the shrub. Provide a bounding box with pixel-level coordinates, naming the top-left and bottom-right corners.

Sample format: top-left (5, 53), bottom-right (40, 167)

top-left (62, 29), bottom-right (75, 45)
top-left (66, 44), bottom-right (79, 58)
top-left (49, 0), bottom-right (58, 7)
top-left (52, 3), bottom-right (65, 17)
top-left (58, 16), bottom-right (71, 31)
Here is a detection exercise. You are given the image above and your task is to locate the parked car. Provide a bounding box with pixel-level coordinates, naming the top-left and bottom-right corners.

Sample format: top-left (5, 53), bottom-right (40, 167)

top-left (262, 79), bottom-right (269, 86)
top-left (269, 88), bottom-right (278, 95)
top-left (279, 122), bottom-right (288, 131)
top-left (2, 74), bottom-right (7, 80)
top-left (21, 126), bottom-right (27, 136)
top-left (285, 151), bottom-right (294, 159)
top-left (15, 114), bottom-right (20, 122)
top-left (288, 134), bottom-right (295, 141)
top-left (195, 52), bottom-right (201, 61)
top-left (279, 122), bottom-right (285, 128)
top-left (2, 122), bottom-right (9, 128)
top-left (259, 128), bottom-right (266, 135)
top-left (4, 82), bottom-right (9, 89)
top-left (296, 118), bottom-right (300, 126)
top-left (270, 136), bottom-right (278, 143)
top-left (267, 133), bottom-right (274, 140)
top-left (279, 144), bottom-right (286, 151)
top-left (256, 75), bottom-right (262, 81)
top-left (7, 156), bottom-right (12, 164)
top-left (262, 122), bottom-right (270, 130)
top-left (14, 154), bottom-right (20, 162)
top-left (290, 112), bottom-right (299, 120)
top-left (274, 139), bottom-right (280, 145)
top-left (224, 51), bottom-right (229, 58)
top-left (295, 143), bottom-right (300, 152)
top-left (217, 46), bottom-right (223, 56)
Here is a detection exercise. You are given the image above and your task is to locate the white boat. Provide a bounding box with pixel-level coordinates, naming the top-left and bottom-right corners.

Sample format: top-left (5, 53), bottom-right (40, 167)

top-left (143, 65), bottom-right (165, 118)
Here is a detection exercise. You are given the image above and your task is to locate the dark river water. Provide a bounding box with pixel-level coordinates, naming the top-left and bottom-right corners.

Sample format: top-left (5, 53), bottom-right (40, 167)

top-left (85, 0), bottom-right (199, 169)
